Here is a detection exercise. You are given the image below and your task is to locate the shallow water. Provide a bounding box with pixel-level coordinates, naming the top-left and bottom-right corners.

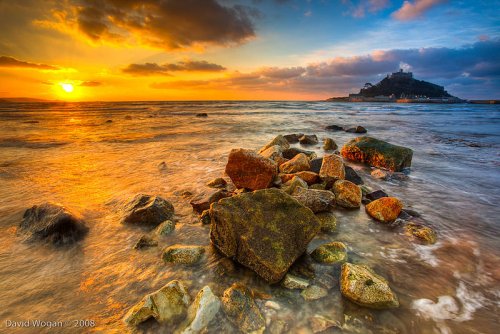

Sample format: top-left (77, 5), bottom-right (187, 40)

top-left (0, 101), bottom-right (499, 333)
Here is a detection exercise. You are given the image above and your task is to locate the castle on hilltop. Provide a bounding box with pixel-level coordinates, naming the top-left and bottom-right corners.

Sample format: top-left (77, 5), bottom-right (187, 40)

top-left (388, 69), bottom-right (413, 80)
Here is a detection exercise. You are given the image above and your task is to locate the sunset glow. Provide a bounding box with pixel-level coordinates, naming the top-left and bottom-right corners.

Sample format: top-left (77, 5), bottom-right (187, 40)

top-left (61, 83), bottom-right (74, 93)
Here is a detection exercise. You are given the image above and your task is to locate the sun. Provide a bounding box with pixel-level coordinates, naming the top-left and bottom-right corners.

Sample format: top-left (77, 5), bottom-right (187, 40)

top-left (61, 83), bottom-right (74, 93)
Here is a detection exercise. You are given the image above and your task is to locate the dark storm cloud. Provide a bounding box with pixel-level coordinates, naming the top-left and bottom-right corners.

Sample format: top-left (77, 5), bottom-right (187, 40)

top-left (69, 0), bottom-right (258, 49)
top-left (0, 56), bottom-right (59, 70)
top-left (123, 60), bottom-right (226, 75)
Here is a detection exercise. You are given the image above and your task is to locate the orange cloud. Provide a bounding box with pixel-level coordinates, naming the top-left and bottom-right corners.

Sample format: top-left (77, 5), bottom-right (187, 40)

top-left (122, 60), bottom-right (226, 76)
top-left (0, 56), bottom-right (59, 70)
top-left (392, 0), bottom-right (447, 21)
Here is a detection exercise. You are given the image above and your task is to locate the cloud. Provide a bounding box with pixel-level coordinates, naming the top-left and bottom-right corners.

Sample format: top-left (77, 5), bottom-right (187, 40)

top-left (80, 81), bottom-right (102, 87)
top-left (123, 60), bottom-right (226, 76)
top-left (37, 0), bottom-right (258, 50)
top-left (343, 0), bottom-right (390, 18)
top-left (0, 55), bottom-right (59, 70)
top-left (392, 0), bottom-right (447, 21)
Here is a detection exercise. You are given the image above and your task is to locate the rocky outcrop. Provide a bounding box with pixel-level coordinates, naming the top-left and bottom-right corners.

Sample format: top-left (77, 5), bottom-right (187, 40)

top-left (190, 189), bottom-right (231, 214)
top-left (20, 203), bottom-right (88, 245)
top-left (225, 149), bottom-right (277, 190)
top-left (340, 263), bottom-right (399, 309)
top-left (341, 137), bottom-right (413, 172)
top-left (178, 286), bottom-right (221, 334)
top-left (332, 180), bottom-right (362, 208)
top-left (319, 154), bottom-right (345, 183)
top-left (365, 197), bottom-right (403, 223)
top-left (221, 284), bottom-right (266, 334)
top-left (311, 241), bottom-right (347, 264)
top-left (291, 187), bottom-right (335, 213)
top-left (123, 280), bottom-right (191, 326)
top-left (123, 194), bottom-right (175, 227)
top-left (279, 153), bottom-right (310, 174)
top-left (162, 245), bottom-right (205, 265)
top-left (209, 188), bottom-right (320, 283)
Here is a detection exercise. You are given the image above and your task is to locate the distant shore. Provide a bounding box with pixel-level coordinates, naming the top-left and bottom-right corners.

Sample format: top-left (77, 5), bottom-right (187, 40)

top-left (325, 97), bottom-right (499, 104)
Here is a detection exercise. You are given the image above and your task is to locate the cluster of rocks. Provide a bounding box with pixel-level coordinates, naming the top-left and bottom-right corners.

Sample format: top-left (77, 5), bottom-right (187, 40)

top-left (326, 124), bottom-right (368, 134)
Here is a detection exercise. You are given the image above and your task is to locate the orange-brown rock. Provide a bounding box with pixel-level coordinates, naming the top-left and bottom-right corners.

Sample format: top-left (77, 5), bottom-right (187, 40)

top-left (365, 197), bottom-right (403, 223)
top-left (319, 154), bottom-right (345, 183)
top-left (225, 149), bottom-right (277, 190)
top-left (279, 153), bottom-right (310, 174)
top-left (332, 180), bottom-right (362, 208)
top-left (295, 171), bottom-right (320, 185)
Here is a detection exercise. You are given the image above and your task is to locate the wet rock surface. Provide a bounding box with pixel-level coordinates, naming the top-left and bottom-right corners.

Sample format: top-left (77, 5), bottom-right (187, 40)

top-left (344, 165), bottom-right (364, 185)
top-left (221, 284), bottom-right (266, 334)
top-left (365, 197), bottom-right (403, 223)
top-left (319, 154), bottom-right (345, 183)
top-left (178, 286), bottom-right (221, 334)
top-left (291, 187), bottom-right (336, 213)
top-left (162, 245), bottom-right (205, 265)
top-left (225, 149), bottom-right (277, 190)
top-left (279, 153), bottom-right (310, 173)
top-left (332, 180), bottom-right (362, 208)
top-left (299, 134), bottom-right (319, 145)
top-left (123, 194), bottom-right (175, 227)
top-left (316, 211), bottom-right (337, 233)
top-left (190, 189), bottom-right (231, 214)
top-left (311, 241), bottom-right (348, 264)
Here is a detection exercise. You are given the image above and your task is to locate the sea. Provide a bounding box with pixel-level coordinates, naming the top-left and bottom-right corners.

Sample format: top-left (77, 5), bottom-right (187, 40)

top-left (0, 101), bottom-right (499, 333)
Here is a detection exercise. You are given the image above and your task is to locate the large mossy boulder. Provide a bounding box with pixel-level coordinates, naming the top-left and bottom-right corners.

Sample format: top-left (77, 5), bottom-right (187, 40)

top-left (209, 188), bottom-right (320, 283)
top-left (340, 263), bottom-right (399, 309)
top-left (221, 284), bottom-right (266, 334)
top-left (341, 137), bottom-right (413, 172)
top-left (20, 203), bottom-right (88, 245)
top-left (225, 149), bottom-right (277, 190)
top-left (123, 194), bottom-right (175, 227)
top-left (123, 280), bottom-right (191, 326)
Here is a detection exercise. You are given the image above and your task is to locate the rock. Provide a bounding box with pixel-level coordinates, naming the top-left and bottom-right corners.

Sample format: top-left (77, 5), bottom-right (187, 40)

top-left (279, 153), bottom-right (310, 173)
top-left (404, 223), bottom-right (437, 244)
top-left (283, 133), bottom-right (303, 143)
top-left (258, 135), bottom-right (290, 154)
top-left (282, 147), bottom-right (317, 160)
top-left (268, 319), bottom-right (288, 334)
top-left (325, 125), bottom-right (344, 131)
top-left (281, 274), bottom-right (310, 290)
top-left (221, 284), bottom-right (266, 334)
top-left (195, 113), bottom-right (208, 117)
top-left (134, 235), bottom-right (158, 249)
top-left (341, 137), bottom-right (413, 172)
top-left (123, 194), bottom-right (175, 227)
top-left (259, 145), bottom-right (283, 162)
top-left (316, 212), bottom-right (337, 233)
top-left (371, 168), bottom-right (391, 180)
top-left (299, 134), bottom-right (319, 145)
top-left (123, 280), bottom-right (191, 326)
top-left (154, 220), bottom-right (176, 236)
top-left (190, 189), bottom-right (231, 214)
top-left (105, 119), bottom-right (113, 123)
top-left (200, 210), bottom-right (211, 225)
top-left (402, 208), bottom-right (421, 218)
top-left (264, 300), bottom-right (281, 311)
top-left (316, 273), bottom-right (338, 290)
top-left (392, 172), bottom-right (409, 181)
top-left (340, 263), bottom-right (399, 309)
top-left (365, 197), bottom-right (403, 223)
top-left (301, 285), bottom-right (328, 301)
top-left (397, 210), bottom-right (413, 221)
top-left (311, 241), bottom-right (347, 264)
top-left (162, 245), bottom-right (205, 265)
top-left (291, 187), bottom-right (335, 213)
top-left (323, 138), bottom-right (338, 151)
top-left (225, 149), bottom-right (277, 190)
top-left (365, 190), bottom-right (388, 201)
top-left (309, 158), bottom-right (323, 174)
top-left (209, 188), bottom-right (320, 283)
top-left (309, 315), bottom-right (341, 333)
top-left (344, 166), bottom-right (364, 185)
top-left (178, 286), bottom-right (221, 334)
top-left (281, 176), bottom-right (308, 195)
top-left (319, 154), bottom-right (345, 183)
top-left (20, 203), bottom-right (88, 245)
top-left (345, 126), bottom-right (367, 134)
top-left (206, 177), bottom-right (227, 189)
top-left (332, 180), bottom-right (362, 209)
top-left (310, 183), bottom-right (327, 190)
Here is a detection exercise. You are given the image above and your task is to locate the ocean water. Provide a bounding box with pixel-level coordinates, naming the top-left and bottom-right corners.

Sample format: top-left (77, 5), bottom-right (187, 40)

top-left (0, 101), bottom-right (498, 333)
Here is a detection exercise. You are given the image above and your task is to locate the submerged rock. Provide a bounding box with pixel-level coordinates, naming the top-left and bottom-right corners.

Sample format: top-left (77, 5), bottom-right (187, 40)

top-left (365, 197), bottom-right (403, 223)
top-left (345, 126), bottom-right (367, 134)
top-left (195, 113), bottom-right (208, 117)
top-left (365, 190), bottom-right (388, 201)
top-left (340, 263), bottom-right (399, 309)
top-left (279, 153), bottom-right (310, 174)
top-left (134, 235), bottom-right (158, 249)
top-left (206, 177), bottom-right (227, 189)
top-left (344, 166), bottom-right (364, 185)
top-left (123, 194), bottom-right (175, 227)
top-left (154, 220), bottom-right (176, 236)
top-left (209, 188), bottom-right (320, 283)
top-left (301, 285), bottom-right (328, 301)
top-left (190, 189), bottom-right (231, 214)
top-left (323, 138), bottom-right (338, 151)
top-left (311, 241), bottom-right (347, 264)
top-left (316, 212), bottom-right (337, 234)
top-left (123, 280), bottom-right (191, 326)
top-left (178, 286), bottom-right (221, 334)
top-left (258, 135), bottom-right (290, 154)
top-left (291, 187), bottom-right (335, 213)
top-left (309, 315), bottom-right (341, 333)
top-left (299, 134), bottom-right (319, 145)
top-left (404, 222), bottom-right (437, 244)
top-left (281, 273), bottom-right (310, 290)
top-left (283, 133), bottom-right (303, 143)
top-left (319, 154), bottom-right (345, 183)
top-left (20, 203), bottom-right (88, 245)
top-left (162, 245), bottom-right (205, 265)
top-left (371, 168), bottom-right (391, 180)
top-left (225, 149), bottom-right (277, 190)
top-left (325, 124), bottom-right (344, 131)
top-left (332, 180), bottom-right (362, 209)
top-left (341, 136), bottom-right (413, 172)
top-left (222, 284), bottom-right (266, 334)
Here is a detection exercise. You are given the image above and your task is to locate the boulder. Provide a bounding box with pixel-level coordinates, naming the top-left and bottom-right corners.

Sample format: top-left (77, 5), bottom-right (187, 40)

top-left (190, 189), bottom-right (231, 214)
top-left (323, 138), bottom-right (337, 151)
top-left (178, 286), bottom-right (221, 334)
top-left (258, 135), bottom-right (290, 154)
top-left (319, 154), bottom-right (345, 183)
top-left (294, 171), bottom-right (320, 185)
top-left (291, 187), bottom-right (335, 213)
top-left (344, 166), bottom-right (364, 185)
top-left (162, 245), bottom-right (205, 265)
top-left (20, 203), bottom-right (88, 245)
top-left (206, 177), bottom-right (227, 189)
top-left (281, 274), bottom-right (310, 290)
top-left (310, 183), bottom-right (327, 190)
top-left (371, 168), bottom-right (391, 180)
top-left (301, 285), bottom-right (328, 301)
top-left (404, 223), bottom-right (437, 244)
top-left (311, 241), bottom-right (348, 264)
top-left (316, 212), bottom-right (337, 233)
top-left (341, 137), bottom-right (413, 172)
top-left (279, 153), bottom-right (310, 174)
top-left (365, 190), bottom-right (388, 201)
top-left (210, 188), bottom-right (320, 283)
top-left (325, 125), bottom-right (344, 131)
top-left (221, 284), bottom-right (265, 334)
top-left (340, 263), bottom-right (399, 309)
top-left (155, 220), bottom-right (176, 236)
top-left (365, 197), bottom-right (403, 223)
top-left (123, 194), bottom-right (175, 227)
top-left (259, 145), bottom-right (283, 162)
top-left (309, 158), bottom-right (323, 174)
top-left (281, 176), bottom-right (308, 195)
top-left (283, 133), bottom-right (303, 143)
top-left (225, 149), bottom-right (277, 190)
top-left (123, 280), bottom-right (191, 326)
top-left (282, 147), bottom-right (316, 160)
top-left (134, 235), bottom-right (158, 249)
top-left (195, 113), bottom-right (208, 117)
top-left (332, 180), bottom-right (362, 208)
top-left (299, 134), bottom-right (319, 145)
top-left (345, 126), bottom-right (367, 134)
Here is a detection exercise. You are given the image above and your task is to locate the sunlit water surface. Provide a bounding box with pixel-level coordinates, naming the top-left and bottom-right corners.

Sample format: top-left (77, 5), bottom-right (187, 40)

top-left (0, 101), bottom-right (499, 333)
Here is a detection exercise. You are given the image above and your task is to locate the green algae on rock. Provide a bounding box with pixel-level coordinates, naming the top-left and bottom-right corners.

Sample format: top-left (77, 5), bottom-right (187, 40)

top-left (281, 273), bottom-right (310, 290)
top-left (155, 220), bottom-right (176, 236)
top-left (221, 284), bottom-right (266, 334)
top-left (301, 285), bottom-right (328, 301)
top-left (315, 212), bottom-right (337, 234)
top-left (163, 245), bottom-right (205, 265)
top-left (209, 188), bottom-right (320, 283)
top-left (311, 241), bottom-right (347, 264)
top-left (340, 263), bottom-right (399, 309)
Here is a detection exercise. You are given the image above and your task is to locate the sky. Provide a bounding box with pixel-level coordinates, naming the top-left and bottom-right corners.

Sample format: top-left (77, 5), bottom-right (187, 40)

top-left (0, 0), bottom-right (498, 101)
